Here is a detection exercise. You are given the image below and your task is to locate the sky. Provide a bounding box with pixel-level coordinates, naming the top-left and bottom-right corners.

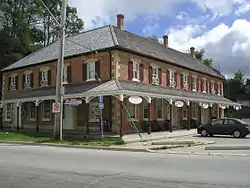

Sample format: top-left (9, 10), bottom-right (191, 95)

top-left (69, 0), bottom-right (250, 78)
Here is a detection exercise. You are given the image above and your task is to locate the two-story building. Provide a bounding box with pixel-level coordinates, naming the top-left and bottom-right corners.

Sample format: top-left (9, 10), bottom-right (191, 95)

top-left (0, 14), bottom-right (241, 137)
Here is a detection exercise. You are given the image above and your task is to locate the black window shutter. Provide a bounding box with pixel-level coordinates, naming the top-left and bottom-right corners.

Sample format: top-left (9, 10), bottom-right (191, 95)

top-left (22, 74), bottom-right (25, 89)
top-left (82, 63), bottom-right (87, 81)
top-left (67, 66), bottom-right (72, 83)
top-left (95, 60), bottom-right (100, 80)
top-left (39, 71), bottom-right (42, 86)
top-left (128, 61), bottom-right (133, 80)
top-left (30, 72), bottom-right (34, 88)
top-left (15, 76), bottom-right (18, 90)
top-left (8, 77), bottom-right (11, 90)
top-left (47, 69), bottom-right (51, 85)
top-left (158, 68), bottom-right (162, 85)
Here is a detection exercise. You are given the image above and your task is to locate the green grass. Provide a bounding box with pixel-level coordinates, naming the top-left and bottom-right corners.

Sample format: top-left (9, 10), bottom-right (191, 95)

top-left (0, 131), bottom-right (124, 146)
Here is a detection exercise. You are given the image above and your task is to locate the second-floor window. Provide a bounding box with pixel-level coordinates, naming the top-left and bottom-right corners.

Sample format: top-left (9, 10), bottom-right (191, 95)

top-left (217, 82), bottom-right (221, 95)
top-left (39, 68), bottom-right (51, 87)
top-left (192, 77), bottom-right (197, 91)
top-left (8, 75), bottom-right (18, 91)
top-left (133, 61), bottom-right (140, 80)
top-left (202, 79), bottom-right (207, 93)
top-left (211, 81), bottom-right (215, 94)
top-left (169, 71), bottom-right (176, 88)
top-left (87, 62), bottom-right (95, 80)
top-left (23, 72), bottom-right (33, 89)
top-left (183, 74), bottom-right (188, 89)
top-left (152, 67), bottom-right (159, 84)
top-left (62, 65), bottom-right (72, 84)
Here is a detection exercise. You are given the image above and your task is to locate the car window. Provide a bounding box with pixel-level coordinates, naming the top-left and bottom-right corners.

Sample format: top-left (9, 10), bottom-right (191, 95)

top-left (211, 119), bottom-right (223, 125)
top-left (228, 120), bottom-right (237, 125)
top-left (235, 119), bottom-right (248, 124)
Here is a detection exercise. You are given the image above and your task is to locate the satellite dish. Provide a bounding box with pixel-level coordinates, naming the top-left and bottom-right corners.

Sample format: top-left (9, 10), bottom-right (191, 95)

top-left (128, 96), bottom-right (142, 104)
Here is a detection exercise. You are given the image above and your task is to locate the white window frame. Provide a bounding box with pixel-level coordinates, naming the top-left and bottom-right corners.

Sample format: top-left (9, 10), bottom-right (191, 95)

top-left (183, 74), bottom-right (188, 89)
top-left (192, 76), bottom-right (197, 91)
top-left (4, 103), bottom-right (12, 121)
top-left (192, 104), bottom-right (197, 119)
top-left (87, 62), bottom-right (96, 81)
top-left (211, 81), bottom-right (215, 94)
top-left (152, 66), bottom-right (159, 85)
top-left (127, 101), bottom-right (136, 119)
top-left (202, 79), bottom-right (207, 93)
top-left (156, 99), bottom-right (164, 119)
top-left (62, 65), bottom-right (68, 84)
top-left (24, 72), bottom-right (32, 88)
top-left (9, 76), bottom-right (16, 91)
top-left (40, 68), bottom-right (49, 87)
top-left (169, 70), bottom-right (176, 88)
top-left (27, 102), bottom-right (36, 121)
top-left (143, 102), bottom-right (149, 120)
top-left (132, 61), bottom-right (140, 81)
top-left (217, 82), bottom-right (221, 96)
top-left (41, 100), bottom-right (52, 121)
top-left (88, 101), bottom-right (100, 123)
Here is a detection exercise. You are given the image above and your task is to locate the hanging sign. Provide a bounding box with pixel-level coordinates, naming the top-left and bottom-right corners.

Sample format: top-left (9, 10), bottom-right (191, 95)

top-left (220, 104), bottom-right (226, 109)
top-left (128, 96), bottom-right (142, 104)
top-left (235, 106), bottom-right (240, 111)
top-left (175, 100), bottom-right (184, 108)
top-left (202, 103), bottom-right (209, 109)
top-left (64, 98), bottom-right (82, 106)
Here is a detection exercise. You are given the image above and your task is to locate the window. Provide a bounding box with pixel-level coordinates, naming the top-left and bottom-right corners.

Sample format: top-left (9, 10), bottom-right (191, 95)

top-left (183, 107), bottom-right (188, 119)
top-left (156, 99), bottom-right (163, 119)
top-left (27, 102), bottom-right (36, 121)
top-left (24, 73), bottom-right (31, 88)
top-left (133, 61), bottom-right (139, 80)
top-left (217, 82), bottom-right (221, 95)
top-left (152, 67), bottom-right (159, 84)
top-left (169, 71), bottom-right (175, 88)
top-left (192, 77), bottom-right (197, 91)
top-left (224, 119), bottom-right (237, 125)
top-left (127, 102), bottom-right (136, 119)
top-left (62, 65), bottom-right (68, 83)
top-left (192, 104), bottom-right (197, 118)
top-left (41, 100), bottom-right (52, 121)
top-left (87, 62), bottom-right (95, 80)
top-left (9, 76), bottom-right (16, 91)
top-left (211, 81), bottom-right (215, 94)
top-left (202, 79), bottom-right (207, 93)
top-left (211, 119), bottom-right (223, 126)
top-left (183, 74), bottom-right (188, 89)
top-left (143, 102), bottom-right (148, 119)
top-left (4, 103), bottom-right (12, 121)
top-left (40, 69), bottom-right (49, 87)
top-left (89, 101), bottom-right (100, 122)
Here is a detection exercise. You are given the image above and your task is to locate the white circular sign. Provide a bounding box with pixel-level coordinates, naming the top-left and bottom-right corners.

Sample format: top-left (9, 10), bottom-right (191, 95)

top-left (128, 96), bottom-right (142, 104)
top-left (220, 104), bottom-right (226, 109)
top-left (175, 100), bottom-right (184, 108)
top-left (202, 103), bottom-right (209, 109)
top-left (235, 106), bottom-right (240, 110)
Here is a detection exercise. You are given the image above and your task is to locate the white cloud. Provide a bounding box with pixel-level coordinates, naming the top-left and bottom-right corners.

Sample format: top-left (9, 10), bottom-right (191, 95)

top-left (167, 19), bottom-right (250, 76)
top-left (176, 11), bottom-right (189, 20)
top-left (69, 0), bottom-right (184, 29)
top-left (235, 2), bottom-right (250, 16)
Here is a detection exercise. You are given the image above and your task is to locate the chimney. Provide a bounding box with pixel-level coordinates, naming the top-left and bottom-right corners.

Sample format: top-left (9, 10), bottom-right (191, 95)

top-left (190, 47), bottom-right (195, 58)
top-left (163, 35), bottom-right (168, 47)
top-left (117, 14), bottom-right (124, 30)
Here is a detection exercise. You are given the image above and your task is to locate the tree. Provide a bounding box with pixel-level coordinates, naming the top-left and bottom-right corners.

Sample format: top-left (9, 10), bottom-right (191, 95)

top-left (147, 35), bottom-right (159, 43)
top-left (0, 0), bottom-right (84, 69)
top-left (195, 48), bottom-right (213, 68)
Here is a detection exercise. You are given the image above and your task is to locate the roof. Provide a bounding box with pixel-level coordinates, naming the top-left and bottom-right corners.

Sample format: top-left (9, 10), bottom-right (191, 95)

top-left (4, 79), bottom-right (238, 106)
top-left (2, 25), bottom-right (221, 78)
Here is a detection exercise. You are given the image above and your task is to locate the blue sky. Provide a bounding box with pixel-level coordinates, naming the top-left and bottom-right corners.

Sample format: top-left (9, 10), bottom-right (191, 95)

top-left (69, 0), bottom-right (250, 78)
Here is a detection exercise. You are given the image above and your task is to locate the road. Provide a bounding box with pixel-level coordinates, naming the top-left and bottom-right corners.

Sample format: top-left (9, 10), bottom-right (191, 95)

top-left (0, 144), bottom-right (250, 188)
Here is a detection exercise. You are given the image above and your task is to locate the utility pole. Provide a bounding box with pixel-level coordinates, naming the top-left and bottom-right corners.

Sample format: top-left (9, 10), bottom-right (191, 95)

top-left (54, 0), bottom-right (67, 140)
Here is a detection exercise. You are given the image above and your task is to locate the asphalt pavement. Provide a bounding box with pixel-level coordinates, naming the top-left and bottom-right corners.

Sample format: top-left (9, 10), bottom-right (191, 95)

top-left (0, 144), bottom-right (250, 187)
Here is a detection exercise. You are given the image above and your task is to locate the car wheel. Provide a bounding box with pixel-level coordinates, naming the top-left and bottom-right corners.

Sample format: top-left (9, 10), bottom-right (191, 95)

top-left (201, 129), bottom-right (208, 137)
top-left (233, 130), bottom-right (241, 138)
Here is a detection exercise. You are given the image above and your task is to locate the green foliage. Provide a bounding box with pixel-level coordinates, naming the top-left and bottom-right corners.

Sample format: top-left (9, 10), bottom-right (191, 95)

top-left (0, 0), bottom-right (84, 69)
top-left (147, 35), bottom-right (159, 42)
top-left (194, 48), bottom-right (213, 68)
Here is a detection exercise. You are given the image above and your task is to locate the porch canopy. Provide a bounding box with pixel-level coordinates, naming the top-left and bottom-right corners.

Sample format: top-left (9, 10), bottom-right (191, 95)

top-left (0, 79), bottom-right (241, 108)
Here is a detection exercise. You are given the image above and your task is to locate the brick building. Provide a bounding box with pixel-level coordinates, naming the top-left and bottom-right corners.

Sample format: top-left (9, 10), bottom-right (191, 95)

top-left (0, 14), bottom-right (240, 137)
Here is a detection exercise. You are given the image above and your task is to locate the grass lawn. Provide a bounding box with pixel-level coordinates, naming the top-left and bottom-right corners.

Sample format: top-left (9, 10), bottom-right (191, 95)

top-left (0, 131), bottom-right (124, 146)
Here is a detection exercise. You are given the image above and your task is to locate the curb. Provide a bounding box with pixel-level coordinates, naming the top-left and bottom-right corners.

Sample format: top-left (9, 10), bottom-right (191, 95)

top-left (0, 141), bottom-right (150, 153)
top-left (160, 151), bottom-right (250, 157)
top-left (205, 145), bottom-right (250, 150)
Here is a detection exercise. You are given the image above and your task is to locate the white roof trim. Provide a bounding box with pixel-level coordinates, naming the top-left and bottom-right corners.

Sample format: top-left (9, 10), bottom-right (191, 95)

top-left (40, 67), bottom-right (50, 71)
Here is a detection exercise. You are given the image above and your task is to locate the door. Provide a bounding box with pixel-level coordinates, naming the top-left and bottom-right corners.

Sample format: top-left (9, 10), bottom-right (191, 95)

top-left (222, 119), bottom-right (237, 135)
top-left (209, 119), bottom-right (224, 134)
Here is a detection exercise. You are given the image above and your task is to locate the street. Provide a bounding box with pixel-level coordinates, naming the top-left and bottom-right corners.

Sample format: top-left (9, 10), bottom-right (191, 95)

top-left (0, 144), bottom-right (250, 187)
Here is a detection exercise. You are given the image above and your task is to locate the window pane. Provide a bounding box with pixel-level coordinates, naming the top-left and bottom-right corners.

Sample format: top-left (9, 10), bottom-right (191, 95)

top-left (89, 102), bottom-right (99, 120)
top-left (157, 99), bottom-right (163, 118)
top-left (127, 102), bottom-right (135, 118)
top-left (144, 103), bottom-right (148, 119)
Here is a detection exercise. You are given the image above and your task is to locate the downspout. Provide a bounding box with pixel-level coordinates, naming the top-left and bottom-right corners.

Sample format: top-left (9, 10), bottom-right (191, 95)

top-left (108, 50), bottom-right (112, 132)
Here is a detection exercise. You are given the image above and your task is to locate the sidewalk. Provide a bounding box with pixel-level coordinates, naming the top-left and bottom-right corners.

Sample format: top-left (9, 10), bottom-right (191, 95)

top-left (122, 129), bottom-right (197, 143)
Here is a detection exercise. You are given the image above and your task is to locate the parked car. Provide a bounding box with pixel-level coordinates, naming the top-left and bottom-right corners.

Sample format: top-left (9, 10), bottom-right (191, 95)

top-left (197, 118), bottom-right (250, 138)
